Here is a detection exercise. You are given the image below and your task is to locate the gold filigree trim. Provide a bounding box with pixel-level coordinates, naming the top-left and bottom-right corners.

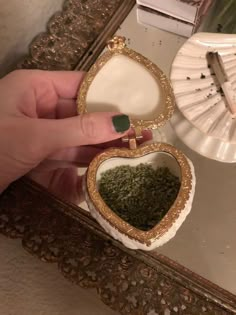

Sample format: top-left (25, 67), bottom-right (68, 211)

top-left (86, 143), bottom-right (192, 246)
top-left (107, 35), bottom-right (126, 50)
top-left (77, 36), bottom-right (175, 130)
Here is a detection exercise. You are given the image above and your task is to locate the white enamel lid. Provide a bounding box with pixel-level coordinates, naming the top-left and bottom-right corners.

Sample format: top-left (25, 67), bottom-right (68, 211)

top-left (77, 36), bottom-right (175, 131)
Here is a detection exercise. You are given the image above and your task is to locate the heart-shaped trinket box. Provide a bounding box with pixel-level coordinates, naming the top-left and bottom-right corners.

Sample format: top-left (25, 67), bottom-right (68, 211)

top-left (77, 36), bottom-right (196, 251)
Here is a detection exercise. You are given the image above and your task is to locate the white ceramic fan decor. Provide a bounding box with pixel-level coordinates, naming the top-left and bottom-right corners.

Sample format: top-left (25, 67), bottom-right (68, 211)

top-left (170, 32), bottom-right (236, 162)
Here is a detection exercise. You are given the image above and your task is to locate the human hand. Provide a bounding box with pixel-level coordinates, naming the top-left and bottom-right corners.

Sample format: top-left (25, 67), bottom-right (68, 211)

top-left (0, 70), bottom-right (134, 202)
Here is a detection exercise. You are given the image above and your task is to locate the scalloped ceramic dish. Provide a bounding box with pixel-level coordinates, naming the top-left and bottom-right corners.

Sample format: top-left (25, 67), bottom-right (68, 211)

top-left (77, 36), bottom-right (196, 250)
top-left (170, 33), bottom-right (236, 150)
top-left (171, 108), bottom-right (236, 163)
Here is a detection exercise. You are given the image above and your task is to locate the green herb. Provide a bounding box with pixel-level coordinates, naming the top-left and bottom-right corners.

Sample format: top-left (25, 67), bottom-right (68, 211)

top-left (98, 164), bottom-right (180, 231)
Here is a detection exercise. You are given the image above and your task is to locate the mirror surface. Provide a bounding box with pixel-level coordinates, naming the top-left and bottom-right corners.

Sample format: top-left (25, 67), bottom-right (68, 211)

top-left (77, 1), bottom-right (236, 294)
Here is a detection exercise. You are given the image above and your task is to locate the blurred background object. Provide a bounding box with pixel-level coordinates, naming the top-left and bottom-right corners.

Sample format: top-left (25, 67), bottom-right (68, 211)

top-left (201, 0), bottom-right (236, 33)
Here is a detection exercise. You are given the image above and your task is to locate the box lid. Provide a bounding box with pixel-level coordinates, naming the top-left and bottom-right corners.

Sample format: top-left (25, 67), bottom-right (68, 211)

top-left (77, 36), bottom-right (175, 136)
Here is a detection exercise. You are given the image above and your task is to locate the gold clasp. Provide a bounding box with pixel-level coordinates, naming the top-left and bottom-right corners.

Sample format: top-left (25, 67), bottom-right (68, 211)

top-left (107, 36), bottom-right (126, 51)
top-left (122, 126), bottom-right (143, 150)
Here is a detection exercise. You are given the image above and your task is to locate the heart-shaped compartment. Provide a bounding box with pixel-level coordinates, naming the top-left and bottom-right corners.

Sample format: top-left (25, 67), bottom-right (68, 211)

top-left (83, 143), bottom-right (195, 250)
top-left (78, 36), bottom-right (174, 130)
top-left (77, 36), bottom-right (196, 250)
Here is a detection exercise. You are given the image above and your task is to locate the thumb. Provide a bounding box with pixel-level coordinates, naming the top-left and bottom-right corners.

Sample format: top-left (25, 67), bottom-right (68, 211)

top-left (39, 112), bottom-right (131, 154)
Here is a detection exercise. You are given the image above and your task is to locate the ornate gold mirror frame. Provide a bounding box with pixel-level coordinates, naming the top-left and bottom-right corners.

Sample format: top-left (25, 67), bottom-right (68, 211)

top-left (1, 0), bottom-right (236, 314)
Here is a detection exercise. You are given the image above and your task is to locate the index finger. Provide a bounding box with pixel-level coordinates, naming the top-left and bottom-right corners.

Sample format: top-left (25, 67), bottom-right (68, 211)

top-left (42, 70), bottom-right (85, 99)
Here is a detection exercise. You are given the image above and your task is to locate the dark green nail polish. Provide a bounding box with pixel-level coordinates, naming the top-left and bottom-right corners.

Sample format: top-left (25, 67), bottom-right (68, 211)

top-left (112, 114), bottom-right (130, 133)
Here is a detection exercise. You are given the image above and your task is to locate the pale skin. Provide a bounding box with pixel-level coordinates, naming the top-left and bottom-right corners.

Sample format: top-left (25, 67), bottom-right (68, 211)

top-left (0, 70), bottom-right (151, 203)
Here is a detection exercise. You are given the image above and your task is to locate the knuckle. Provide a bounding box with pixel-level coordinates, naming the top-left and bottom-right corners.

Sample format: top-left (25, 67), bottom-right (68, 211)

top-left (80, 114), bottom-right (97, 141)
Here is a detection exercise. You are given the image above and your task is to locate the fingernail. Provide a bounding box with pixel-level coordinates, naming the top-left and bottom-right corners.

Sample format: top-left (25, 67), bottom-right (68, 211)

top-left (112, 114), bottom-right (130, 133)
